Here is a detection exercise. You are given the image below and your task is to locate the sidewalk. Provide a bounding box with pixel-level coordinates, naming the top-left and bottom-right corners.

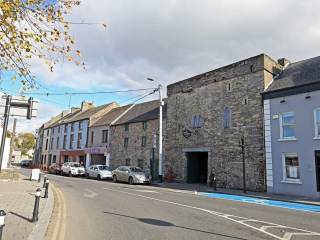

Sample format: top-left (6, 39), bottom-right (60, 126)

top-left (154, 182), bottom-right (320, 206)
top-left (0, 170), bottom-right (54, 240)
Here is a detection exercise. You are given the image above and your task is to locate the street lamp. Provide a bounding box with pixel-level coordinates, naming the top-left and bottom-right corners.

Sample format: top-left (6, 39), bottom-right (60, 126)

top-left (147, 78), bottom-right (164, 182)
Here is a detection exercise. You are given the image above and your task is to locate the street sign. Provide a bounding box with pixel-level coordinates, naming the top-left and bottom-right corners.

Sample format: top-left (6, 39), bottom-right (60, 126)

top-left (0, 95), bottom-right (38, 118)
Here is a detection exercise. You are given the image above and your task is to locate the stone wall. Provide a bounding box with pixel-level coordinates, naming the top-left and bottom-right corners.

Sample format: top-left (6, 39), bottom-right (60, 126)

top-left (165, 54), bottom-right (282, 191)
top-left (109, 119), bottom-right (165, 177)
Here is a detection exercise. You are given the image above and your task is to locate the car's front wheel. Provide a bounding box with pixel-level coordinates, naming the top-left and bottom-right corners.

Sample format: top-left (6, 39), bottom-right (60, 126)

top-left (112, 175), bottom-right (117, 183)
top-left (97, 174), bottom-right (101, 180)
top-left (128, 177), bottom-right (134, 185)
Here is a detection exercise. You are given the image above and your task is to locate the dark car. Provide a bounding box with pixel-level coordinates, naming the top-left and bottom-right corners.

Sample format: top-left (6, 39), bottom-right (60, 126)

top-left (48, 163), bottom-right (62, 174)
top-left (20, 160), bottom-right (32, 168)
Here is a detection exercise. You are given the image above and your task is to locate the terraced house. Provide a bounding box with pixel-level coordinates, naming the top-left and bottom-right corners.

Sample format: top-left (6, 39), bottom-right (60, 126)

top-left (109, 100), bottom-right (166, 179)
top-left (165, 54), bottom-right (285, 191)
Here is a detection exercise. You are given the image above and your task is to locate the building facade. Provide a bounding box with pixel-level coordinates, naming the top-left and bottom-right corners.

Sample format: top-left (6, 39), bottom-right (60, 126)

top-left (165, 54), bottom-right (284, 191)
top-left (109, 100), bottom-right (165, 179)
top-left (263, 56), bottom-right (320, 197)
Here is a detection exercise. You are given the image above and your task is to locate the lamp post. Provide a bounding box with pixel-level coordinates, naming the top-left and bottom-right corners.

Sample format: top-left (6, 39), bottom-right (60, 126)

top-left (147, 78), bottom-right (164, 182)
top-left (0, 210), bottom-right (6, 240)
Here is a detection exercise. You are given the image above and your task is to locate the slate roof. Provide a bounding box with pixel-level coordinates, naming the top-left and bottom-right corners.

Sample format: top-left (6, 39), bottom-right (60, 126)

top-left (62, 103), bottom-right (114, 124)
top-left (48, 109), bottom-right (80, 128)
top-left (113, 100), bottom-right (167, 125)
top-left (265, 56), bottom-right (320, 92)
top-left (91, 105), bottom-right (133, 127)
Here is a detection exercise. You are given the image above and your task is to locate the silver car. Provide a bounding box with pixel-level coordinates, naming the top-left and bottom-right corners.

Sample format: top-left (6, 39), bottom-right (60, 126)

top-left (112, 166), bottom-right (151, 184)
top-left (86, 165), bottom-right (112, 180)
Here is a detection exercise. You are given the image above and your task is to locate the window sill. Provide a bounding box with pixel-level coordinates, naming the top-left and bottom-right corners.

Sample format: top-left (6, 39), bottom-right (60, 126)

top-left (277, 138), bottom-right (297, 142)
top-left (281, 180), bottom-right (302, 184)
top-left (313, 137), bottom-right (320, 140)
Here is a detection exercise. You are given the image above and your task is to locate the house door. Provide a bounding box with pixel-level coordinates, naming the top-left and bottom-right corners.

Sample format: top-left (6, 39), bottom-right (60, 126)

top-left (315, 151), bottom-right (320, 192)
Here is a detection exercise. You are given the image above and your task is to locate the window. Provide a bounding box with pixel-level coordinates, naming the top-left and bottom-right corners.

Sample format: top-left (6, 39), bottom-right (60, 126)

top-left (50, 137), bottom-right (53, 150)
top-left (91, 131), bottom-right (94, 144)
top-left (71, 123), bottom-right (74, 132)
top-left (141, 136), bottom-right (147, 147)
top-left (280, 112), bottom-right (295, 139)
top-left (52, 128), bottom-right (55, 134)
top-left (58, 126), bottom-right (60, 133)
top-left (223, 107), bottom-right (231, 129)
top-left (124, 123), bottom-right (129, 132)
top-left (142, 121), bottom-right (148, 130)
top-left (138, 159), bottom-right (144, 169)
top-left (124, 138), bottom-right (129, 148)
top-left (314, 108), bottom-right (320, 138)
top-left (63, 135), bottom-right (67, 149)
top-left (64, 155), bottom-right (68, 163)
top-left (282, 153), bottom-right (300, 182)
top-left (79, 121), bottom-right (83, 130)
top-left (47, 129), bottom-right (49, 136)
top-left (125, 158), bottom-right (131, 166)
top-left (77, 133), bottom-right (82, 149)
top-left (70, 134), bottom-right (74, 149)
top-left (45, 139), bottom-right (48, 150)
top-left (64, 124), bottom-right (67, 133)
top-left (192, 115), bottom-right (204, 128)
top-left (56, 137), bottom-right (60, 149)
top-left (52, 155), bottom-right (56, 163)
top-left (102, 130), bottom-right (108, 143)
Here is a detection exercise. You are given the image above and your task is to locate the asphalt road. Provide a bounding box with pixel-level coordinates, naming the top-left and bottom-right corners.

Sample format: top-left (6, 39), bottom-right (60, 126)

top-left (19, 168), bottom-right (320, 240)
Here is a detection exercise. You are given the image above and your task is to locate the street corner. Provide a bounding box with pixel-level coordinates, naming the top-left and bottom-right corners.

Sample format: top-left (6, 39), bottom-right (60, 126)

top-left (0, 178), bottom-right (54, 240)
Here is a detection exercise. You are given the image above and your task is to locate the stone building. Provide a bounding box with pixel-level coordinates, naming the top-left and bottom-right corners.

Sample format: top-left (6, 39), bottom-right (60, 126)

top-left (109, 100), bottom-right (166, 179)
top-left (86, 105), bottom-right (132, 166)
top-left (165, 54), bottom-right (284, 191)
top-left (263, 56), bottom-right (320, 197)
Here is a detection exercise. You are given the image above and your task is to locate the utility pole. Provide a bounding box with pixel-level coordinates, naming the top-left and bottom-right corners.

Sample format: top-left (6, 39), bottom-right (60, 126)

top-left (8, 118), bottom-right (17, 168)
top-left (241, 135), bottom-right (247, 193)
top-left (158, 84), bottom-right (163, 183)
top-left (0, 95), bottom-right (12, 172)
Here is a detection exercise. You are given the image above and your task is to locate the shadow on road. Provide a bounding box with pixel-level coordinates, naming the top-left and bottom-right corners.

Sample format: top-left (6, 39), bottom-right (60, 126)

top-left (9, 211), bottom-right (32, 222)
top-left (103, 211), bottom-right (248, 240)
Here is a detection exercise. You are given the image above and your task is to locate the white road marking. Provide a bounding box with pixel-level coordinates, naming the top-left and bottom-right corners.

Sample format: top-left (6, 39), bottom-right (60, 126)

top-left (83, 188), bottom-right (98, 198)
top-left (104, 187), bottom-right (320, 240)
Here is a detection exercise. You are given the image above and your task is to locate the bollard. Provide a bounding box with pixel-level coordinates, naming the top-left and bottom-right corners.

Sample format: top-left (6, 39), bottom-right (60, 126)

top-left (0, 210), bottom-right (6, 240)
top-left (43, 175), bottom-right (47, 188)
top-left (44, 179), bottom-right (49, 199)
top-left (38, 172), bottom-right (41, 183)
top-left (32, 188), bottom-right (41, 222)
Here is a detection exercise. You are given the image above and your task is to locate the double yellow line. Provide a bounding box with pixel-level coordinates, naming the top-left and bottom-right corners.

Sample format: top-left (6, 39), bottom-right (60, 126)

top-left (50, 184), bottom-right (67, 240)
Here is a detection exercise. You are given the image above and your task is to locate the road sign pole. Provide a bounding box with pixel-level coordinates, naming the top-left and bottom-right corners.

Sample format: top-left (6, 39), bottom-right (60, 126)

top-left (0, 95), bottom-right (12, 172)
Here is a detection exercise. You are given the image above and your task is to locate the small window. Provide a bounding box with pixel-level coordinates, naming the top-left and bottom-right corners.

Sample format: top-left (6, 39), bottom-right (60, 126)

top-left (138, 159), bottom-right (144, 169)
top-left (77, 133), bottom-right (82, 149)
top-left (50, 137), bottom-right (53, 150)
top-left (102, 130), bottom-right (108, 143)
top-left (192, 115), bottom-right (204, 128)
top-left (223, 107), bottom-right (231, 129)
top-left (314, 108), bottom-right (320, 138)
top-left (47, 130), bottom-right (49, 136)
top-left (282, 153), bottom-right (300, 181)
top-left (45, 139), bottom-right (48, 150)
top-left (226, 82), bottom-right (232, 92)
top-left (141, 136), bottom-right (147, 147)
top-left (142, 121), bottom-right (148, 130)
top-left (63, 135), bottom-right (67, 149)
top-left (79, 121), bottom-right (83, 130)
top-left (243, 97), bottom-right (248, 105)
top-left (91, 131), bottom-right (94, 144)
top-left (71, 123), bottom-right (74, 132)
top-left (125, 158), bottom-right (131, 166)
top-left (124, 138), bottom-right (129, 148)
top-left (52, 128), bottom-right (55, 134)
top-left (124, 124), bottom-right (129, 132)
top-left (280, 112), bottom-right (295, 139)
top-left (56, 137), bottom-right (60, 150)
top-left (70, 134), bottom-right (74, 149)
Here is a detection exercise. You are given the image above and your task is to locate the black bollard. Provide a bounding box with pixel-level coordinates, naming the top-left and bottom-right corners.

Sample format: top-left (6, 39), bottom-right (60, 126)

top-left (43, 175), bottom-right (47, 188)
top-left (0, 210), bottom-right (6, 240)
top-left (32, 188), bottom-right (41, 222)
top-left (44, 180), bottom-right (49, 198)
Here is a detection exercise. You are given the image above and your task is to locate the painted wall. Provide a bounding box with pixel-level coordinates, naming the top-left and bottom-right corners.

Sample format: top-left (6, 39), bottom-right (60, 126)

top-left (267, 90), bottom-right (320, 197)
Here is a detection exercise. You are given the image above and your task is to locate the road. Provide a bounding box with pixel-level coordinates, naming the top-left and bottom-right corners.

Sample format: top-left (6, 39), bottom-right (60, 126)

top-left (19, 169), bottom-right (320, 240)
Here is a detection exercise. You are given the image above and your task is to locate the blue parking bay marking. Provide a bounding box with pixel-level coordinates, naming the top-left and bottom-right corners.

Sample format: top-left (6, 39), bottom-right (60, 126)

top-left (198, 192), bottom-right (320, 213)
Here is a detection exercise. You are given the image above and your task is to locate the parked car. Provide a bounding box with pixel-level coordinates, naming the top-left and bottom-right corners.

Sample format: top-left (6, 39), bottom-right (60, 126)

top-left (61, 162), bottom-right (85, 177)
top-left (20, 160), bottom-right (32, 168)
top-left (112, 166), bottom-right (151, 184)
top-left (86, 165), bottom-right (112, 180)
top-left (48, 163), bottom-right (62, 175)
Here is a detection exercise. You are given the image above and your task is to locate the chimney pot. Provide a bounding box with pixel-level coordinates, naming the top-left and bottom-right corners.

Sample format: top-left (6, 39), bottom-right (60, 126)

top-left (278, 58), bottom-right (290, 67)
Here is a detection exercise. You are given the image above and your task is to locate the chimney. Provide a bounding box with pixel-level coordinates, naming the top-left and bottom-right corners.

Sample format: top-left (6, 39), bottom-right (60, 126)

top-left (80, 101), bottom-right (93, 112)
top-left (71, 107), bottom-right (79, 113)
top-left (277, 58), bottom-right (290, 67)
